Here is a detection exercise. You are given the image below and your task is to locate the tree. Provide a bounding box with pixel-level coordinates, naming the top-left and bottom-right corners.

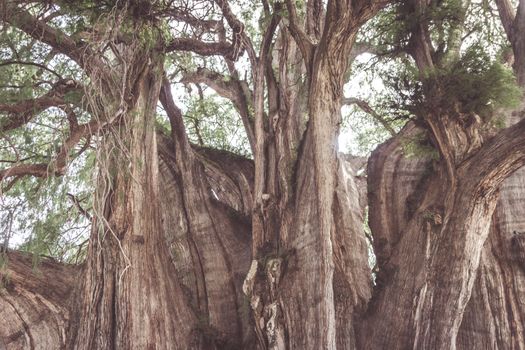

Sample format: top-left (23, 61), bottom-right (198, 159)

top-left (0, 0), bottom-right (524, 349)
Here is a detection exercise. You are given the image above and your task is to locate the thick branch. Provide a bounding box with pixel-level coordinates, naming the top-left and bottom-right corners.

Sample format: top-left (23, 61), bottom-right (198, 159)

top-left (159, 78), bottom-right (191, 154)
top-left (462, 114), bottom-right (525, 193)
top-left (3, 4), bottom-right (96, 71)
top-left (259, 3), bottom-right (282, 60)
top-left (285, 0), bottom-right (315, 69)
top-left (0, 80), bottom-right (81, 133)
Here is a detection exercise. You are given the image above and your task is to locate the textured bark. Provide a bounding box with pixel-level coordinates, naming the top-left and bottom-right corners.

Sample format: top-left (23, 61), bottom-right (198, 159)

top-left (363, 122), bottom-right (525, 349)
top-left (67, 55), bottom-right (201, 349)
top-left (0, 135), bottom-right (257, 350)
top-left (5, 0), bottom-right (525, 348)
top-left (157, 78), bottom-right (256, 347)
top-left (242, 0), bottom-right (385, 344)
top-left (0, 252), bottom-right (77, 350)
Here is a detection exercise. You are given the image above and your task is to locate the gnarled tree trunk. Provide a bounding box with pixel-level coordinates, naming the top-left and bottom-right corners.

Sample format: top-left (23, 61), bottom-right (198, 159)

top-left (0, 252), bottom-right (77, 350)
top-left (362, 120), bottom-right (525, 349)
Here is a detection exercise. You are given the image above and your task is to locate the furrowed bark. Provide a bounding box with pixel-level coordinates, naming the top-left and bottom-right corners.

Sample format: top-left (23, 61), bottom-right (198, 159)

top-left (159, 79), bottom-right (256, 348)
top-left (68, 52), bottom-right (200, 349)
top-left (0, 251), bottom-right (78, 350)
top-left (242, 0), bottom-right (384, 346)
top-left (363, 119), bottom-right (525, 349)
top-left (0, 136), bottom-right (258, 350)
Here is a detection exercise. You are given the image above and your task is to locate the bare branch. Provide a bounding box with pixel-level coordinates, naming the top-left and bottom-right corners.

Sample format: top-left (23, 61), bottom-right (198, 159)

top-left (159, 78), bottom-right (191, 153)
top-left (342, 97), bottom-right (396, 136)
top-left (285, 0), bottom-right (315, 68)
top-left (213, 0), bottom-right (257, 65)
top-left (260, 3), bottom-right (283, 60)
top-left (67, 193), bottom-right (92, 220)
top-left (181, 68), bottom-right (256, 152)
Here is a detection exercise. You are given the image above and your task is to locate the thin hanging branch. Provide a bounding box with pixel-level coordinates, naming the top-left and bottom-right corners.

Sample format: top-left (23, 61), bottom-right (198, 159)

top-left (342, 97), bottom-right (396, 136)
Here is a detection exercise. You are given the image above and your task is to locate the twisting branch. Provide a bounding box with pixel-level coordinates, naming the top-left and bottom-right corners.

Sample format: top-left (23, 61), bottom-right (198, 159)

top-left (67, 193), bottom-right (92, 220)
top-left (181, 68), bottom-right (256, 152)
top-left (0, 79), bottom-right (82, 133)
top-left (3, 4), bottom-right (101, 72)
top-left (285, 0), bottom-right (315, 68)
top-left (342, 97), bottom-right (396, 136)
top-left (213, 0), bottom-right (257, 65)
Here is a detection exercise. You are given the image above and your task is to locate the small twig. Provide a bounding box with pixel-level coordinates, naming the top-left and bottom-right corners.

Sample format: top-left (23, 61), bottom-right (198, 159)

top-left (67, 193), bottom-right (92, 220)
top-left (343, 97), bottom-right (397, 136)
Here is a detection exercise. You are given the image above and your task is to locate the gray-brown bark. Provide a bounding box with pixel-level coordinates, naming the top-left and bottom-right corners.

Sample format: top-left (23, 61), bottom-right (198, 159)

top-left (67, 52), bottom-right (201, 349)
top-left (363, 121), bottom-right (525, 349)
top-left (3, 0), bottom-right (525, 349)
top-left (0, 135), bottom-right (259, 350)
top-left (0, 251), bottom-right (78, 350)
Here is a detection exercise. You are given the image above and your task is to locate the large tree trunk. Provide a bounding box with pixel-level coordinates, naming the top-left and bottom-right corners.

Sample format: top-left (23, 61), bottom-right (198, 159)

top-left (0, 123), bottom-right (258, 350)
top-left (67, 55), bottom-right (200, 349)
top-left (157, 80), bottom-right (257, 349)
top-left (243, 17), bottom-right (374, 346)
top-left (0, 252), bottom-right (77, 350)
top-left (362, 121), bottom-right (525, 349)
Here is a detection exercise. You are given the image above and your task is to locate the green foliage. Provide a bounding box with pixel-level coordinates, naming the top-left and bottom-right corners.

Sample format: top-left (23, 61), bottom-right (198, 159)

top-left (386, 44), bottom-right (522, 121)
top-left (182, 93), bottom-right (252, 157)
top-left (400, 131), bottom-right (439, 159)
top-left (1, 149), bottom-right (93, 263)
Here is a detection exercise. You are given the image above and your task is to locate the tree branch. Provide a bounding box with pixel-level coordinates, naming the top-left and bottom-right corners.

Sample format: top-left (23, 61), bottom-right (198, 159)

top-left (3, 4), bottom-right (95, 71)
top-left (342, 97), bottom-right (396, 135)
top-left (159, 78), bottom-right (192, 154)
top-left (165, 37), bottom-right (236, 57)
top-left (285, 0), bottom-right (315, 69)
top-left (0, 117), bottom-right (102, 182)
top-left (0, 60), bottom-right (62, 79)
top-left (67, 193), bottom-right (92, 220)
top-left (181, 68), bottom-right (256, 152)
top-left (495, 0), bottom-right (525, 85)
top-left (213, 0), bottom-right (257, 64)
top-left (0, 80), bottom-right (81, 133)
top-left (462, 113), bottom-right (525, 194)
